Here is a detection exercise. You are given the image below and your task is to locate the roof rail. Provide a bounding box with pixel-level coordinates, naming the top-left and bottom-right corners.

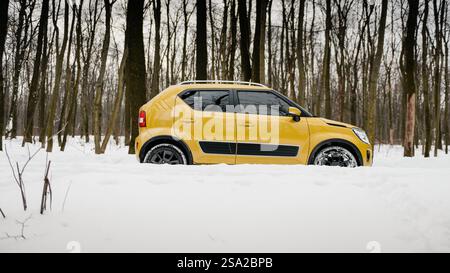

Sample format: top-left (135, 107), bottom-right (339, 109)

top-left (178, 80), bottom-right (267, 88)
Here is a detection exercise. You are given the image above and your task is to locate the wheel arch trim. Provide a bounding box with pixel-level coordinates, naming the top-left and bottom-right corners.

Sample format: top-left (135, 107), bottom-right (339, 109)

top-left (139, 136), bottom-right (193, 164)
top-left (308, 138), bottom-right (363, 166)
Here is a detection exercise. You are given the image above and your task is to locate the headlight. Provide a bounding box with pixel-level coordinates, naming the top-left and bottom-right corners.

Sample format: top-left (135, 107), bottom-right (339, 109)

top-left (352, 128), bottom-right (370, 144)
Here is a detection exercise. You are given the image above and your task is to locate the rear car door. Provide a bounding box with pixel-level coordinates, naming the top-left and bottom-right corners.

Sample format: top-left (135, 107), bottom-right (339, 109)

top-left (174, 89), bottom-right (236, 164)
top-left (234, 90), bottom-right (310, 164)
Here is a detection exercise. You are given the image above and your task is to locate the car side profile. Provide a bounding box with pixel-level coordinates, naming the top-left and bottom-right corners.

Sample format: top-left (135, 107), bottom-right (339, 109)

top-left (135, 81), bottom-right (373, 167)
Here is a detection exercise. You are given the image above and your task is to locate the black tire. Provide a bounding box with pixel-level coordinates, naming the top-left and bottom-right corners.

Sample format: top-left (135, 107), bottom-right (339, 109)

top-left (143, 144), bottom-right (187, 165)
top-left (313, 145), bottom-right (358, 168)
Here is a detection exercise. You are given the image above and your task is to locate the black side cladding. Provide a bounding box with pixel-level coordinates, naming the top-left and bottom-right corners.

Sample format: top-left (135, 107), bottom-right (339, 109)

top-left (199, 141), bottom-right (299, 157)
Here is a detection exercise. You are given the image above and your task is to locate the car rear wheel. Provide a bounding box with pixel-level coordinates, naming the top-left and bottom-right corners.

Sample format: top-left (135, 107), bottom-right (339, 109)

top-left (143, 144), bottom-right (187, 165)
top-left (313, 146), bottom-right (358, 168)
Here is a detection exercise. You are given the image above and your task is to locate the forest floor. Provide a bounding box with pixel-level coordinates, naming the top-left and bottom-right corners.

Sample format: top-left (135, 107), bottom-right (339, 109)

top-left (1, 137), bottom-right (450, 253)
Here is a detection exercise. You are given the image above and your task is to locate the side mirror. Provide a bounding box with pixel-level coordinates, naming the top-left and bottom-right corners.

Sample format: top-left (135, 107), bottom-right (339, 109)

top-left (288, 107), bottom-right (301, 122)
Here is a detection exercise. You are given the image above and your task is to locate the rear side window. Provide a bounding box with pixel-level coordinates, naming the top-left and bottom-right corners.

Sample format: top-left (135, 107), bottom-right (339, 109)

top-left (237, 91), bottom-right (290, 116)
top-left (180, 90), bottom-right (230, 112)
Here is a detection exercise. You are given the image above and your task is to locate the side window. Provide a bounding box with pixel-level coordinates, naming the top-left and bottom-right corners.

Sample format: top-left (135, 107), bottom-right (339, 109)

top-left (237, 91), bottom-right (290, 116)
top-left (180, 90), bottom-right (230, 112)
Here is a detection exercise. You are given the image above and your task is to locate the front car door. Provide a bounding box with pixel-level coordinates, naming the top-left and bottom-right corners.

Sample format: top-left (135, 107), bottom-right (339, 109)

top-left (234, 90), bottom-right (310, 164)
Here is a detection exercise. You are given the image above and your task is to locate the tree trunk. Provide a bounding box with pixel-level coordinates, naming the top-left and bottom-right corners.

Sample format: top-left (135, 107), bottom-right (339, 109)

top-left (58, 3), bottom-right (77, 146)
top-left (267, 0), bottom-right (272, 85)
top-left (228, 0), bottom-right (237, 80)
top-left (309, 0), bottom-right (316, 114)
top-left (403, 0), bottom-right (419, 157)
top-left (61, 0), bottom-right (85, 151)
top-left (81, 0), bottom-right (100, 143)
top-left (38, 23), bottom-right (53, 146)
top-left (219, 0), bottom-right (229, 80)
top-left (366, 0), bottom-right (388, 146)
top-left (280, 0), bottom-right (287, 95)
top-left (296, 0), bottom-right (306, 105)
top-left (433, 0), bottom-right (444, 156)
top-left (23, 0), bottom-right (49, 145)
top-left (46, 0), bottom-right (70, 152)
top-left (125, 0), bottom-right (147, 154)
top-left (6, 0), bottom-right (28, 139)
top-left (208, 0), bottom-right (216, 80)
top-left (150, 0), bottom-right (161, 98)
top-left (251, 0), bottom-right (268, 84)
top-left (93, 0), bottom-right (113, 154)
top-left (101, 48), bottom-right (128, 153)
top-left (196, 0), bottom-right (208, 80)
top-left (0, 0), bottom-right (9, 151)
top-left (444, 35), bottom-right (449, 154)
top-left (238, 0), bottom-right (252, 81)
top-left (124, 90), bottom-right (131, 145)
top-left (181, 0), bottom-right (189, 81)
top-left (321, 0), bottom-right (332, 118)
top-left (422, 0), bottom-right (432, 157)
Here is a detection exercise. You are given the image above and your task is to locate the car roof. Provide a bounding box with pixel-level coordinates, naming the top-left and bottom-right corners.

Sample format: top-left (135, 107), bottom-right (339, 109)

top-left (179, 83), bottom-right (272, 91)
top-left (157, 83), bottom-right (272, 99)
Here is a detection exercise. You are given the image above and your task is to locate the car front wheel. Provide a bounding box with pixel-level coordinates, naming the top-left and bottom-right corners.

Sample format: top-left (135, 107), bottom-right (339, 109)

top-left (313, 146), bottom-right (358, 168)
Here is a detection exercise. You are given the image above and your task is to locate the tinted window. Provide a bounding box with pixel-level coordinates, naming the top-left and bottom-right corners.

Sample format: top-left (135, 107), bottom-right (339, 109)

top-left (237, 91), bottom-right (290, 116)
top-left (181, 90), bottom-right (230, 112)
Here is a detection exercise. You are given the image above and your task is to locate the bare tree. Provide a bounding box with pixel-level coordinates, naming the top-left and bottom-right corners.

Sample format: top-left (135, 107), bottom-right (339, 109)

top-left (45, 0), bottom-right (70, 152)
top-left (196, 0), bottom-right (208, 80)
top-left (23, 0), bottom-right (49, 145)
top-left (61, 0), bottom-right (85, 151)
top-left (296, 0), bottom-right (306, 105)
top-left (4, 145), bottom-right (41, 211)
top-left (0, 0), bottom-right (9, 151)
top-left (6, 0), bottom-right (33, 138)
top-left (208, 0), bottom-right (216, 80)
top-left (219, 0), bottom-right (229, 80)
top-left (40, 160), bottom-right (52, 214)
top-left (38, 14), bottom-right (54, 146)
top-left (433, 0), bottom-right (445, 156)
top-left (150, 0), bottom-right (161, 98)
top-left (94, 0), bottom-right (115, 154)
top-left (320, 0), bottom-right (332, 118)
top-left (80, 0), bottom-right (101, 142)
top-left (238, 0), bottom-right (252, 81)
top-left (251, 0), bottom-right (268, 84)
top-left (125, 0), bottom-right (147, 154)
top-left (58, 3), bottom-right (76, 146)
top-left (444, 11), bottom-right (449, 154)
top-left (228, 0), bottom-right (237, 80)
top-left (422, 0), bottom-right (432, 157)
top-left (101, 48), bottom-right (128, 153)
top-left (366, 0), bottom-right (388, 146)
top-left (402, 0), bottom-right (419, 157)
top-left (181, 0), bottom-right (192, 81)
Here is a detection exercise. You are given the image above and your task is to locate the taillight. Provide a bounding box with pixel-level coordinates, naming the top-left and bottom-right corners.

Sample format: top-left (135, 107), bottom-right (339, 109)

top-left (139, 111), bottom-right (146, 127)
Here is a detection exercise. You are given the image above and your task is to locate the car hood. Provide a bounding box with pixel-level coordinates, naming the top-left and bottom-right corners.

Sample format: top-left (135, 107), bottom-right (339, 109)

top-left (319, 118), bottom-right (355, 129)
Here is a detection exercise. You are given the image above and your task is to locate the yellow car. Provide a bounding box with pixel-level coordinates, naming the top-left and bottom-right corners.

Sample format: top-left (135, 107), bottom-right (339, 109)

top-left (135, 81), bottom-right (373, 167)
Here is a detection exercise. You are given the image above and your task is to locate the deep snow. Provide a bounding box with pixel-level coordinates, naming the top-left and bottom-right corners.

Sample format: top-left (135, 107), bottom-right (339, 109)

top-left (1, 137), bottom-right (450, 253)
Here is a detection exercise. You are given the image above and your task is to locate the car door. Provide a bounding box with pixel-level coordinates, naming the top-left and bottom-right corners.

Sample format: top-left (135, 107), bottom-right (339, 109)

top-left (234, 90), bottom-right (310, 164)
top-left (173, 89), bottom-right (236, 164)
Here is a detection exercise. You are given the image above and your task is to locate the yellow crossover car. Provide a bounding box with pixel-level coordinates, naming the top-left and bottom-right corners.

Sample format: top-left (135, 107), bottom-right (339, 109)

top-left (135, 81), bottom-right (373, 167)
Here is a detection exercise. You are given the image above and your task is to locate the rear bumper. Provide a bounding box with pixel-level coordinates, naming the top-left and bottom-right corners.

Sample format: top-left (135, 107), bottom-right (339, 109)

top-left (135, 135), bottom-right (143, 161)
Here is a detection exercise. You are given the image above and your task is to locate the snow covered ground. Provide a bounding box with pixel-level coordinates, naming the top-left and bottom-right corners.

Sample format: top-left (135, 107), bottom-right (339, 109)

top-left (1, 137), bottom-right (450, 253)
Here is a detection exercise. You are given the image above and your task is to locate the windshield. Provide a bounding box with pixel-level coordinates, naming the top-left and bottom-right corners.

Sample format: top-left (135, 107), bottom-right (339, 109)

top-left (271, 90), bottom-right (314, 117)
